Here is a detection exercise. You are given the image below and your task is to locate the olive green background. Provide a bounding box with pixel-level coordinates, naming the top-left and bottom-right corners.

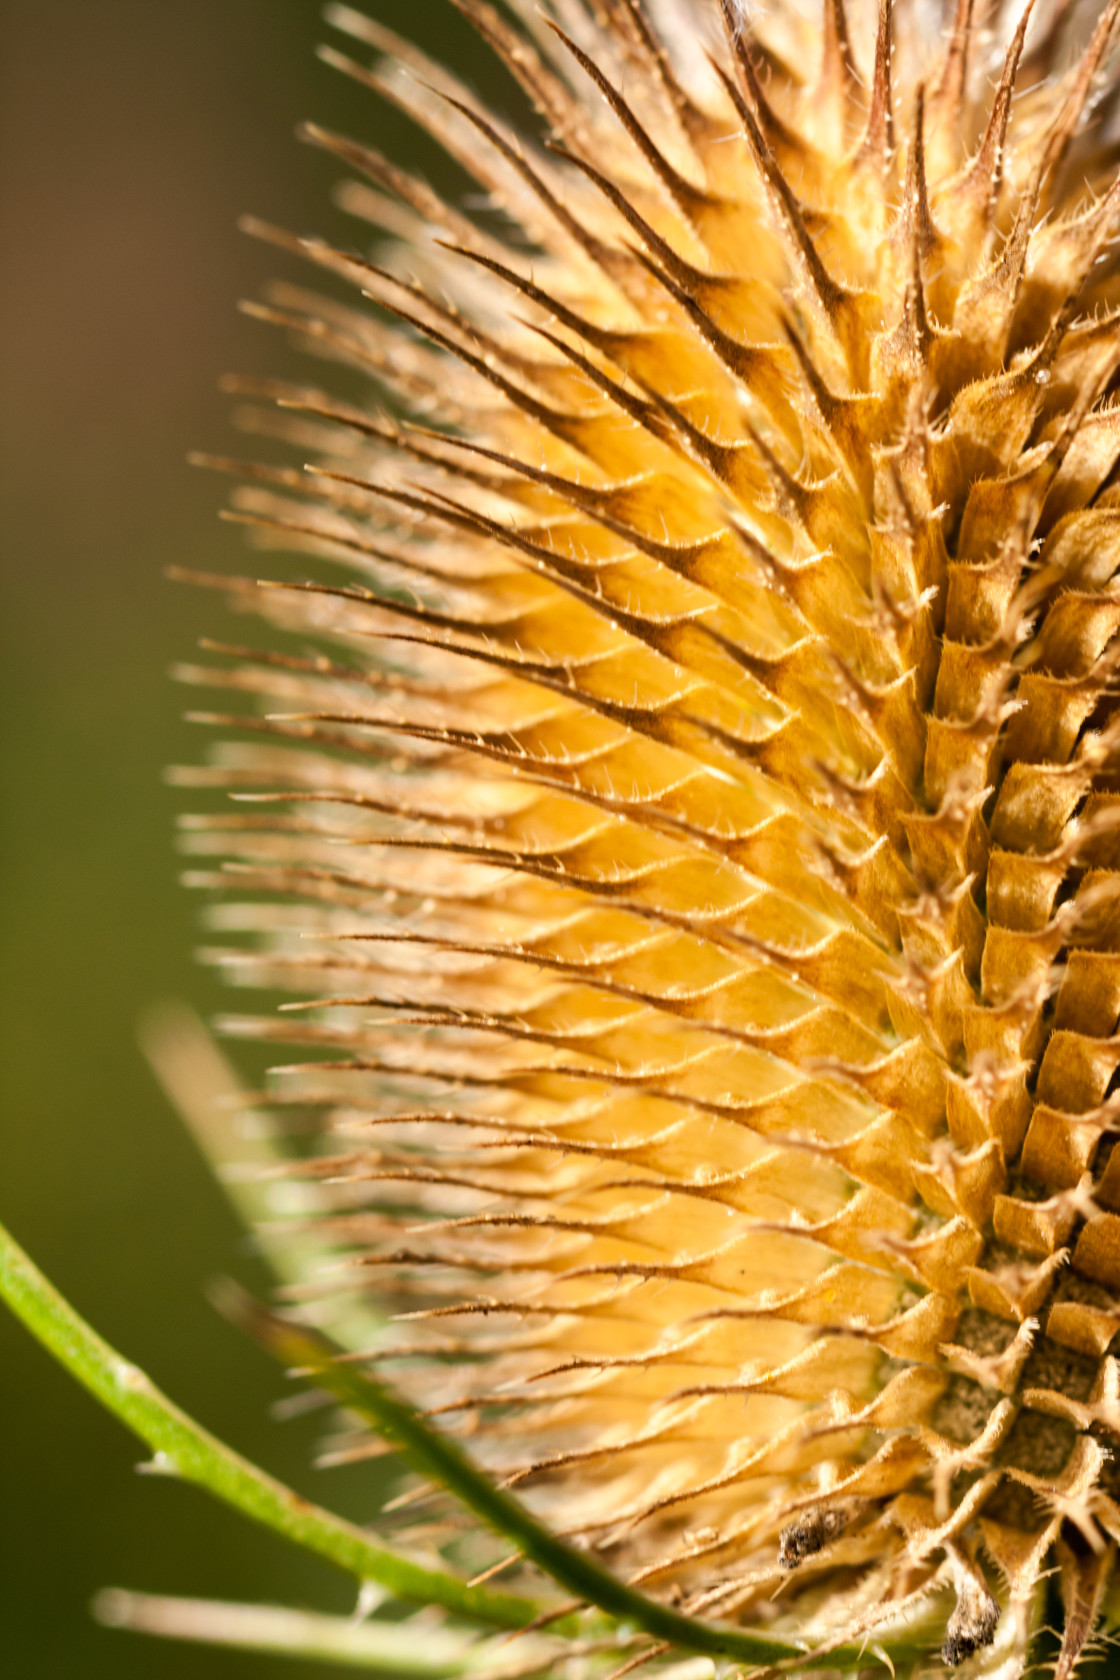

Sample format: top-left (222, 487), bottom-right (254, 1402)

top-left (0, 2), bottom-right (497, 1672)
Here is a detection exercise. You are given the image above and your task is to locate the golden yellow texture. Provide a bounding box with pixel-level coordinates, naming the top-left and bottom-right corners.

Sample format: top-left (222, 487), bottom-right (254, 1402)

top-left (183, 0), bottom-right (1120, 1669)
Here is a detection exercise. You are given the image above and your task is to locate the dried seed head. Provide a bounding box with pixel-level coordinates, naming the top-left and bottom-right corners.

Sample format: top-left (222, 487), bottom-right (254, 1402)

top-left (188, 0), bottom-right (1120, 1669)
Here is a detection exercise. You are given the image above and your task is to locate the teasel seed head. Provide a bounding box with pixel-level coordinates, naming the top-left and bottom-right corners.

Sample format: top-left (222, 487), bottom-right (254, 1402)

top-left (183, 0), bottom-right (1120, 1670)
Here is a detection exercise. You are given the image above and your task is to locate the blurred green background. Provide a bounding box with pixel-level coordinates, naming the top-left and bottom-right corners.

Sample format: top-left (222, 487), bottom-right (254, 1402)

top-left (0, 1), bottom-right (497, 1672)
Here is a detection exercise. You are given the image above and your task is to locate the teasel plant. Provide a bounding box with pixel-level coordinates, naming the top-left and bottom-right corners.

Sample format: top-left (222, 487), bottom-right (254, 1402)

top-left (17, 0), bottom-right (1120, 1672)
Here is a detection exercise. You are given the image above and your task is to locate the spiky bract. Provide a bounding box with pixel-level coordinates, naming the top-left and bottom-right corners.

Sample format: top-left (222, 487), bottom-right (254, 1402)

top-left (185, 0), bottom-right (1120, 1671)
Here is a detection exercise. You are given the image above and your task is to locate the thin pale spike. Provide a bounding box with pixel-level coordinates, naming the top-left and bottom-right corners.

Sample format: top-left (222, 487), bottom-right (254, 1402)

top-left (779, 317), bottom-right (872, 498)
top-left (218, 509), bottom-right (512, 609)
top-left (595, 1641), bottom-right (672, 1680)
top-left (926, 0), bottom-right (975, 164)
top-left (627, 1521), bottom-right (774, 1587)
top-left (716, 62), bottom-right (872, 381)
top-left (851, 0), bottom-right (894, 173)
top-left (396, 1294), bottom-right (648, 1325)
top-left (301, 239), bottom-right (550, 383)
top-left (339, 844), bottom-right (756, 963)
top-left (1013, 176), bottom-right (1120, 350)
top-left (951, 185), bottom-right (1036, 372)
top-left (1037, 0), bottom-right (1120, 208)
top-left (297, 123), bottom-right (491, 256)
top-left (817, 0), bottom-right (860, 115)
top-left (197, 639), bottom-right (367, 681)
top-left (435, 240), bottom-right (635, 367)
top-left (1054, 1535), bottom-right (1114, 1680)
top-left (612, 0), bottom-right (711, 149)
top-left (347, 480), bottom-right (776, 696)
top-left (501, 1422), bottom-right (703, 1488)
top-left (902, 84), bottom-right (939, 266)
top-left (346, 291), bottom-right (590, 446)
top-left (303, 961), bottom-right (851, 1066)
top-left (715, 0), bottom-right (819, 182)
top-left (347, 924), bottom-right (820, 1016)
top-left (417, 1206), bottom-right (672, 1245)
top-left (258, 284), bottom-right (482, 405)
top-left (320, 44), bottom-right (606, 266)
top-left (628, 247), bottom-right (801, 437)
top-left (546, 139), bottom-right (728, 305)
top-left (546, 343), bottom-right (773, 522)
top-left (331, 176), bottom-right (420, 242)
top-left (190, 452), bottom-right (333, 500)
top-left (399, 424), bottom-right (712, 576)
top-left (232, 784), bottom-right (525, 830)
top-left (236, 298), bottom-right (447, 407)
top-left (432, 91), bottom-right (635, 292)
top-left (322, 832), bottom-right (763, 936)
top-left (545, 21), bottom-right (723, 230)
top-left (440, 0), bottom-right (589, 141)
top-left (216, 371), bottom-right (342, 412)
top-left (952, 0), bottom-right (1035, 241)
top-left (268, 389), bottom-right (529, 498)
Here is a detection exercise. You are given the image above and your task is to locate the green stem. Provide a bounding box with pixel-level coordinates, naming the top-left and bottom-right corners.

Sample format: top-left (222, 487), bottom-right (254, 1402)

top-left (238, 1292), bottom-right (915, 1674)
top-left (140, 1001), bottom-right (384, 1352)
top-left (0, 1216), bottom-right (542, 1631)
top-left (95, 1590), bottom-right (549, 1674)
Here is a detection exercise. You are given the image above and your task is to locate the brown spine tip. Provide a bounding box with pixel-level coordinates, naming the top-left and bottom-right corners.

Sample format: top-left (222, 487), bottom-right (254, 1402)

top-left (715, 0), bottom-right (815, 177)
top-left (854, 0), bottom-right (894, 170)
top-left (1039, 0), bottom-right (1120, 201)
top-left (941, 1551), bottom-right (1000, 1667)
top-left (929, 0), bottom-right (975, 136)
top-left (1055, 1532), bottom-right (1116, 1680)
top-left (777, 1503), bottom-right (852, 1568)
top-left (819, 0), bottom-right (858, 100)
top-left (957, 0), bottom-right (1035, 233)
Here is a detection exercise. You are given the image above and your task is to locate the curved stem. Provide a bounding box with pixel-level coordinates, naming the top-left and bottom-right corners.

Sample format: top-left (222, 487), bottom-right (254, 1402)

top-left (140, 1002), bottom-right (384, 1353)
top-left (0, 1215), bottom-right (544, 1632)
top-left (236, 1290), bottom-right (919, 1674)
top-left (95, 1590), bottom-right (554, 1674)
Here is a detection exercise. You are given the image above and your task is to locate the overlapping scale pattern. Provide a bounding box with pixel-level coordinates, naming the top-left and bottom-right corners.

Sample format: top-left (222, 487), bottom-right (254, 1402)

top-left (183, 0), bottom-right (1120, 1668)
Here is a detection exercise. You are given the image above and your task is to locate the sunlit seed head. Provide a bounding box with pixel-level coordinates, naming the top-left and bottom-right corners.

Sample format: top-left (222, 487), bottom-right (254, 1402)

top-left (186, 0), bottom-right (1120, 1671)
